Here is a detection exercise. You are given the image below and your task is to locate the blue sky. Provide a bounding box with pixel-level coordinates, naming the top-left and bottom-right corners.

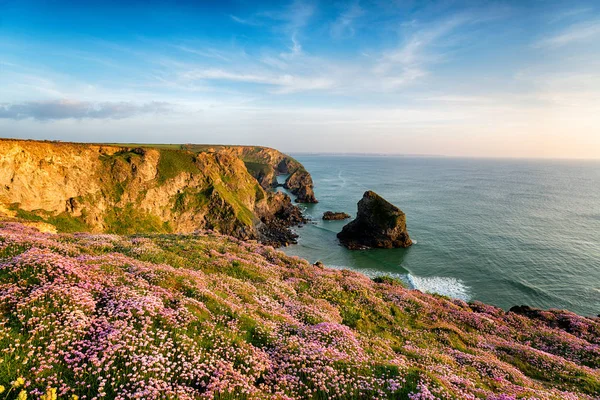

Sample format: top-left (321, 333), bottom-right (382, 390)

top-left (1, 0), bottom-right (599, 158)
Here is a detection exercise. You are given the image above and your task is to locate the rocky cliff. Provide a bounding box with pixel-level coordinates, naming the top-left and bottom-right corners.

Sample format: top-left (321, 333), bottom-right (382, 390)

top-left (0, 139), bottom-right (312, 243)
top-left (180, 144), bottom-right (317, 202)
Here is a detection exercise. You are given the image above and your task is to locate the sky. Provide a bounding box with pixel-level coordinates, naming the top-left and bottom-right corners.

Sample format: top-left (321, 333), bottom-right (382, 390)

top-left (0, 0), bottom-right (599, 159)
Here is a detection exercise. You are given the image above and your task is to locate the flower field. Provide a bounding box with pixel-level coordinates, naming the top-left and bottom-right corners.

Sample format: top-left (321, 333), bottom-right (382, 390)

top-left (0, 222), bottom-right (598, 399)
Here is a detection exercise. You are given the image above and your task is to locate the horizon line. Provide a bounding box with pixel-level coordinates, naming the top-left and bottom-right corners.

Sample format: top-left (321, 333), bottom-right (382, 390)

top-left (2, 137), bottom-right (599, 162)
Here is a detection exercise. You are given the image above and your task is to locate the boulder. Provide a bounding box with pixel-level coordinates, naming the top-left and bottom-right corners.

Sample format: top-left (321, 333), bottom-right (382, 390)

top-left (337, 191), bottom-right (412, 249)
top-left (322, 211), bottom-right (351, 221)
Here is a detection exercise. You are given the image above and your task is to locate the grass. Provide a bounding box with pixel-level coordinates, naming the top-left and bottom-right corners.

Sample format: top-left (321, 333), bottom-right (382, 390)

top-left (156, 149), bottom-right (200, 183)
top-left (12, 206), bottom-right (90, 233)
top-left (104, 204), bottom-right (169, 234)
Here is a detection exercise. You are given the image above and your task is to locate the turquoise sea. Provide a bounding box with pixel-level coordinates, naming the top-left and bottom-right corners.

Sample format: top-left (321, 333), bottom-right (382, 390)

top-left (280, 155), bottom-right (600, 317)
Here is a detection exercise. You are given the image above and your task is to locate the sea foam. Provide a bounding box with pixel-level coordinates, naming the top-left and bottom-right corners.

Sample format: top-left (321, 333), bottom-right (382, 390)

top-left (325, 264), bottom-right (471, 302)
top-left (406, 274), bottom-right (471, 302)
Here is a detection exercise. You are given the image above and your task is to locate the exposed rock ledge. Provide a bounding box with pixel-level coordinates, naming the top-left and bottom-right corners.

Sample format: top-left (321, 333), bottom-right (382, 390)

top-left (337, 191), bottom-right (412, 249)
top-left (322, 211), bottom-right (351, 220)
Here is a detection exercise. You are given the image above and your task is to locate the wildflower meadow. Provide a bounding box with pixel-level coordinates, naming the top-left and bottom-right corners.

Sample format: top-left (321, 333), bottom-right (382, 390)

top-left (0, 222), bottom-right (598, 399)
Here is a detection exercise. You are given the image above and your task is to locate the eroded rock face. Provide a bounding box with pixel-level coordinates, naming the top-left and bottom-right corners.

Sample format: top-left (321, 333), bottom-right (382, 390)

top-left (0, 139), bottom-right (308, 247)
top-left (337, 191), bottom-right (412, 249)
top-left (284, 169), bottom-right (318, 203)
top-left (322, 211), bottom-right (351, 220)
top-left (257, 192), bottom-right (306, 247)
top-left (207, 145), bottom-right (317, 204)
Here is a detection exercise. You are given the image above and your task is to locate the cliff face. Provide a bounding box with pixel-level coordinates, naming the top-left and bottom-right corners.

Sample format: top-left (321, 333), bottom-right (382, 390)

top-left (284, 168), bottom-right (318, 203)
top-left (0, 139), bottom-right (310, 241)
top-left (189, 144), bottom-right (317, 203)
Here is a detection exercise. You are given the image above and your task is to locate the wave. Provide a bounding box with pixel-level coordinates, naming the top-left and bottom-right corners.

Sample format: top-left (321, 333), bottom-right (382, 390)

top-left (337, 169), bottom-right (347, 187)
top-left (406, 274), bottom-right (470, 301)
top-left (323, 264), bottom-right (470, 302)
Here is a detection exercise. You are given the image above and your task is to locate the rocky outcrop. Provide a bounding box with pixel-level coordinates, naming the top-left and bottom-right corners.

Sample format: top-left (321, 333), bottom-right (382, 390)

top-left (337, 191), bottom-right (412, 249)
top-left (322, 211), bottom-right (351, 220)
top-left (284, 169), bottom-right (318, 203)
top-left (257, 192), bottom-right (306, 246)
top-left (188, 144), bottom-right (317, 203)
top-left (0, 139), bottom-right (309, 246)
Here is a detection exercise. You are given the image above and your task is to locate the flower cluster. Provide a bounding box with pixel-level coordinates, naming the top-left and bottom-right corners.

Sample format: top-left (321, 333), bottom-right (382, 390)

top-left (0, 222), bottom-right (598, 399)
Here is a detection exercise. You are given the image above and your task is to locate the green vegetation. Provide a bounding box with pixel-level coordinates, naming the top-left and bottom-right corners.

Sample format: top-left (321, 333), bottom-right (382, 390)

top-left (46, 212), bottom-right (90, 233)
top-left (156, 149), bottom-right (200, 183)
top-left (11, 205), bottom-right (90, 233)
top-left (104, 204), bottom-right (168, 234)
top-left (244, 161), bottom-right (271, 176)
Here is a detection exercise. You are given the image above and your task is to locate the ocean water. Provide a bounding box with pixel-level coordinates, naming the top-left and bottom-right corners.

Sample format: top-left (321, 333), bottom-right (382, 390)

top-left (279, 155), bottom-right (600, 317)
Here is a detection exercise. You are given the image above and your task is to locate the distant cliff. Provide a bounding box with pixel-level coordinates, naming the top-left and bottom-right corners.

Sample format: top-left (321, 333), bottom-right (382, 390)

top-left (181, 144), bottom-right (317, 203)
top-left (0, 139), bottom-right (314, 243)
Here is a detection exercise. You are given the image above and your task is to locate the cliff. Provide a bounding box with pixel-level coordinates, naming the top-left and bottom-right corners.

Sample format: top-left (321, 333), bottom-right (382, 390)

top-left (0, 139), bottom-right (313, 243)
top-left (0, 222), bottom-right (597, 399)
top-left (181, 144), bottom-right (317, 202)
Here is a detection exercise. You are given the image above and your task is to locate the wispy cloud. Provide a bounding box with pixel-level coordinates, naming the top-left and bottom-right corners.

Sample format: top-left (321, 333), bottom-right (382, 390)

top-left (547, 7), bottom-right (593, 24)
top-left (279, 0), bottom-right (315, 33)
top-left (535, 19), bottom-right (600, 48)
top-left (0, 100), bottom-right (172, 120)
top-left (280, 34), bottom-right (303, 60)
top-left (180, 68), bottom-right (334, 94)
top-left (229, 14), bottom-right (261, 26)
top-left (175, 45), bottom-right (232, 62)
top-left (373, 14), bottom-right (471, 89)
top-left (330, 2), bottom-right (364, 39)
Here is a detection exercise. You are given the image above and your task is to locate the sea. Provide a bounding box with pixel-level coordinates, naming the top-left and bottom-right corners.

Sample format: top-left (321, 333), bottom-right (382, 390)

top-left (279, 155), bottom-right (600, 317)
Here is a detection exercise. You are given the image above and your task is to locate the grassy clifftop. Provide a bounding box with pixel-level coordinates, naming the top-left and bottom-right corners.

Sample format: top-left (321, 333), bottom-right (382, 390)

top-left (0, 222), bottom-right (598, 399)
top-left (0, 139), bottom-right (307, 241)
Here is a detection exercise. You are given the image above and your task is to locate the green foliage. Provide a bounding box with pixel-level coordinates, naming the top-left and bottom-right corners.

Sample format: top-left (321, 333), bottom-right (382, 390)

top-left (46, 212), bottom-right (89, 233)
top-left (372, 275), bottom-right (406, 287)
top-left (12, 206), bottom-right (90, 233)
top-left (173, 188), bottom-right (211, 212)
top-left (104, 204), bottom-right (168, 234)
top-left (14, 208), bottom-right (43, 222)
top-left (244, 161), bottom-right (271, 176)
top-left (156, 149), bottom-right (199, 183)
top-left (212, 183), bottom-right (255, 227)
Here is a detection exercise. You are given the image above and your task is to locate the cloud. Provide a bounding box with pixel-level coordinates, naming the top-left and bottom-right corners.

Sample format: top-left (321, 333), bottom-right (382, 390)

top-left (280, 34), bottom-right (303, 60)
top-left (535, 19), bottom-right (600, 48)
top-left (175, 45), bottom-right (231, 61)
top-left (547, 7), bottom-right (593, 24)
top-left (280, 0), bottom-right (315, 33)
top-left (0, 100), bottom-right (172, 120)
top-left (330, 2), bottom-right (364, 39)
top-left (373, 14), bottom-right (470, 89)
top-left (229, 15), bottom-right (262, 26)
top-left (234, 1), bottom-right (314, 33)
top-left (181, 68), bottom-right (334, 94)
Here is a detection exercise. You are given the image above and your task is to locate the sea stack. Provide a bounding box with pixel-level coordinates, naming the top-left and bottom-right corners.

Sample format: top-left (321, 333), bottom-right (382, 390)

top-left (284, 169), bottom-right (318, 203)
top-left (337, 191), bottom-right (412, 249)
